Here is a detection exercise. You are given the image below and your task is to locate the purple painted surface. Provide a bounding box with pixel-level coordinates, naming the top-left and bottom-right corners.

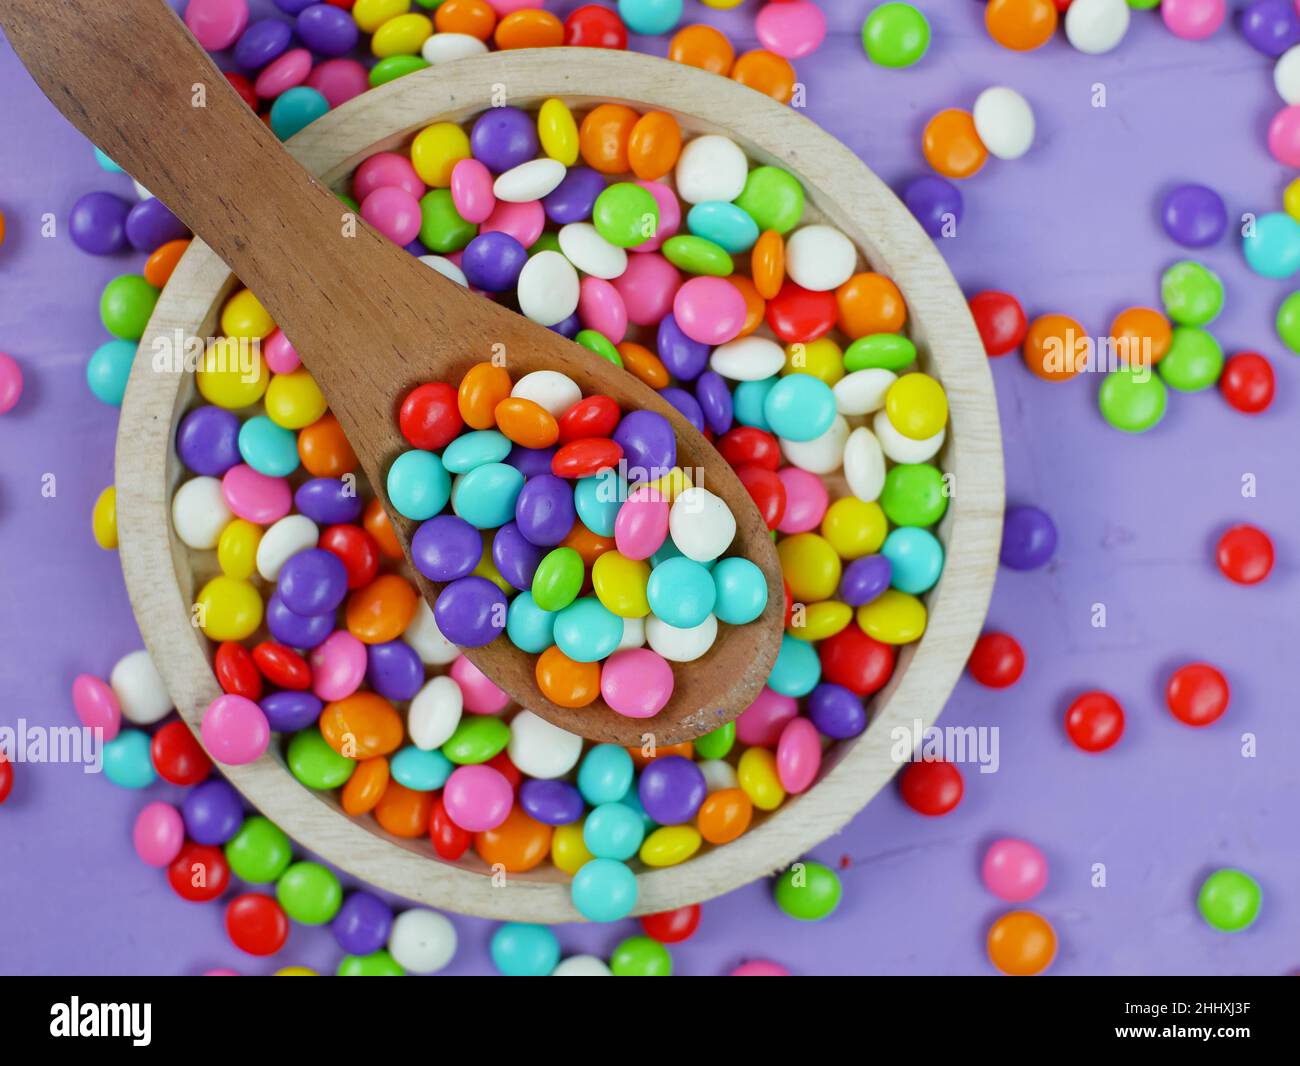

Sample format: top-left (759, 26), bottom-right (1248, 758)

top-left (1, 3), bottom-right (1297, 976)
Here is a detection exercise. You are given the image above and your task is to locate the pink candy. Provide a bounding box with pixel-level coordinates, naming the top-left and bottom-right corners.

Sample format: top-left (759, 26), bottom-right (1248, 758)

top-left (361, 186), bottom-right (423, 246)
top-left (200, 694), bottom-right (270, 765)
top-left (310, 631), bottom-right (367, 702)
top-left (262, 328), bottom-right (301, 374)
top-left (633, 181), bottom-right (681, 252)
top-left (613, 252), bottom-right (681, 326)
top-left (1269, 105), bottom-right (1300, 167)
top-left (481, 199), bottom-right (545, 247)
top-left (183, 0), bottom-right (249, 52)
top-left (776, 467), bottom-right (828, 533)
top-left (578, 276), bottom-right (629, 342)
top-left (755, 1), bottom-right (826, 60)
top-left (0, 351), bottom-right (22, 414)
top-left (254, 48), bottom-right (312, 101)
top-left (451, 158), bottom-right (497, 224)
top-left (307, 59), bottom-right (371, 110)
top-left (731, 960), bottom-right (790, 976)
top-left (72, 674), bottom-right (122, 742)
top-left (443, 764), bottom-right (513, 832)
top-left (613, 484), bottom-right (669, 560)
top-left (486, 0), bottom-right (543, 14)
top-left (736, 687), bottom-right (798, 747)
top-left (451, 654), bottom-right (510, 714)
top-left (673, 276), bottom-right (746, 345)
top-left (353, 151), bottom-right (427, 202)
top-left (1161, 0), bottom-right (1226, 40)
top-left (221, 464), bottom-right (292, 524)
top-left (133, 801), bottom-right (185, 867)
top-left (776, 716), bottom-right (821, 794)
top-left (981, 837), bottom-right (1049, 902)
top-left (600, 648), bottom-right (674, 719)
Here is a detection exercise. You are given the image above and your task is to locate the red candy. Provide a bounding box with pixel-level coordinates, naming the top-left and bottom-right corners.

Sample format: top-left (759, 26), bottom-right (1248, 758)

top-left (150, 720), bottom-right (213, 786)
top-left (0, 754), bottom-right (12, 805)
top-left (319, 523), bottom-right (382, 589)
top-left (818, 623), bottom-right (896, 695)
top-left (551, 437), bottom-right (623, 478)
top-left (1064, 691), bottom-right (1124, 752)
top-left (399, 381), bottom-right (463, 450)
top-left (214, 641), bottom-right (262, 700)
top-left (967, 631), bottom-right (1025, 688)
top-left (717, 426), bottom-right (781, 471)
top-left (641, 904), bottom-right (701, 943)
top-left (486, 750), bottom-right (523, 791)
top-left (167, 841), bottom-right (231, 902)
top-left (225, 893), bottom-right (290, 956)
top-left (224, 71), bottom-right (259, 110)
top-left (1215, 524), bottom-right (1274, 585)
top-left (430, 795), bottom-right (472, 860)
top-left (1166, 663), bottom-right (1229, 727)
top-left (766, 281), bottom-right (837, 343)
top-left (558, 394), bottom-right (621, 441)
top-left (1219, 352), bottom-right (1274, 414)
top-left (968, 290), bottom-right (1028, 356)
top-left (252, 641), bottom-right (312, 690)
top-left (736, 463), bottom-right (786, 530)
top-left (565, 3), bottom-right (628, 49)
top-left (899, 759), bottom-right (964, 816)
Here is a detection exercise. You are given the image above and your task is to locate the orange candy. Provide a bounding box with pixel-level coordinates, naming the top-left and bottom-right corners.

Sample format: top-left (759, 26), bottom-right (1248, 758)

top-left (536, 646), bottom-right (601, 708)
top-left (143, 238), bottom-right (190, 288)
top-left (363, 497), bottom-right (404, 560)
top-left (434, 0), bottom-right (496, 41)
top-left (628, 741), bottom-right (694, 769)
top-left (1109, 306), bottom-right (1171, 365)
top-left (668, 23), bottom-right (735, 75)
top-left (297, 413), bottom-right (358, 477)
top-left (320, 693), bottom-right (404, 759)
top-left (494, 396), bottom-right (559, 448)
top-left (727, 275), bottom-right (767, 337)
top-left (697, 787), bottom-right (753, 845)
top-left (494, 9), bottom-right (563, 49)
top-left (985, 0), bottom-right (1058, 52)
top-left (346, 573), bottom-right (418, 643)
top-left (562, 522), bottom-right (614, 568)
top-left (628, 111), bottom-right (683, 181)
top-left (617, 341), bottom-right (670, 389)
top-left (987, 910), bottom-right (1057, 975)
top-left (751, 229), bottom-right (785, 300)
top-left (341, 756), bottom-right (390, 815)
top-left (579, 103), bottom-right (639, 174)
top-left (458, 361), bottom-right (513, 430)
top-left (1023, 313), bottom-right (1088, 381)
top-left (474, 806), bottom-right (553, 872)
top-left (923, 109), bottom-right (988, 179)
top-left (374, 781), bottom-right (435, 838)
top-left (836, 272), bottom-right (907, 338)
top-left (731, 49), bottom-right (796, 104)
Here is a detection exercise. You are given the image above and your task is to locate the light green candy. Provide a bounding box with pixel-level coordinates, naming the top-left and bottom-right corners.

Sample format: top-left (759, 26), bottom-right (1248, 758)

top-left (575, 329), bottom-right (622, 366)
top-left (661, 234), bottom-right (733, 276)
top-left (1158, 327), bottom-right (1223, 392)
top-left (442, 715), bottom-right (511, 765)
top-left (276, 861), bottom-right (343, 925)
top-left (610, 936), bottom-right (673, 976)
top-left (287, 728), bottom-right (356, 790)
top-left (694, 721), bottom-right (736, 760)
top-left (1276, 290), bottom-right (1300, 352)
top-left (733, 166), bottom-right (805, 234)
top-left (100, 274), bottom-right (160, 341)
top-left (1098, 366), bottom-right (1167, 433)
top-left (1197, 868), bottom-right (1261, 932)
top-left (419, 188), bottom-right (476, 253)
top-left (861, 2), bottom-right (931, 69)
top-left (844, 333), bottom-right (917, 372)
top-left (369, 55), bottom-right (429, 88)
top-left (880, 463), bottom-right (947, 527)
top-left (592, 183), bottom-right (659, 248)
top-left (225, 816), bottom-right (293, 884)
top-left (337, 950), bottom-right (405, 976)
top-left (773, 860), bottom-right (842, 921)
top-left (532, 546), bottom-right (584, 611)
top-left (1161, 260), bottom-right (1223, 326)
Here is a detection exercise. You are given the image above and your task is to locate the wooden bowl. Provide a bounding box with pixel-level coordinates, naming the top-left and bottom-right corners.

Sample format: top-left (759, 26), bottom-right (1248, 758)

top-left (116, 49), bottom-right (1003, 922)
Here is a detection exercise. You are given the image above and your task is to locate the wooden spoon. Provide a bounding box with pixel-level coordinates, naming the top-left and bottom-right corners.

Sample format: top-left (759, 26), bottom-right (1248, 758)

top-left (1, 0), bottom-right (783, 744)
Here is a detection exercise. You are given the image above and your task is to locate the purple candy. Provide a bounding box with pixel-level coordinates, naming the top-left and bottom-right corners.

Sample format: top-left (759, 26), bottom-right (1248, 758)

top-left (433, 576), bottom-right (508, 647)
top-left (177, 405), bottom-right (242, 475)
top-left (506, 444), bottom-right (557, 478)
top-left (656, 312), bottom-right (710, 380)
top-left (1161, 183), bottom-right (1227, 249)
top-left (548, 311), bottom-right (581, 338)
top-left (542, 166), bottom-right (606, 224)
top-left (331, 890), bottom-right (393, 956)
top-left (491, 521), bottom-right (545, 590)
top-left (273, 0), bottom-right (316, 14)
top-left (266, 591), bottom-right (335, 649)
top-left (637, 755), bottom-right (707, 825)
top-left (405, 236), bottom-right (430, 257)
top-left (903, 175), bottom-right (962, 239)
top-left (295, 477), bottom-right (364, 524)
top-left (470, 107), bottom-right (538, 173)
top-left (658, 386), bottom-right (705, 433)
top-left (296, 3), bottom-right (359, 56)
top-left (124, 197), bottom-right (188, 253)
top-left (694, 370), bottom-right (734, 435)
top-left (181, 779), bottom-right (243, 845)
top-left (514, 474), bottom-right (576, 547)
top-left (519, 779), bottom-right (585, 826)
top-left (839, 554), bottom-right (892, 607)
top-left (807, 682), bottom-right (867, 740)
top-left (277, 547), bottom-right (349, 615)
top-left (366, 640), bottom-right (425, 701)
top-left (69, 191), bottom-right (131, 255)
top-left (234, 18), bottom-right (293, 70)
top-left (612, 409), bottom-right (676, 481)
top-left (1000, 505), bottom-right (1057, 571)
top-left (461, 231), bottom-right (528, 291)
top-left (260, 690), bottom-right (323, 732)
top-left (1241, 0), bottom-right (1300, 56)
top-left (411, 515), bottom-right (482, 582)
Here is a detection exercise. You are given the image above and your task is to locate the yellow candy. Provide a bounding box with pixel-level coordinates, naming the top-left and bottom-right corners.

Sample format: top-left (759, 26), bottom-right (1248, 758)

top-left (220, 288), bottom-right (275, 340)
top-left (737, 747), bottom-right (785, 811)
top-left (274, 966), bottom-right (318, 976)
top-left (552, 821), bottom-right (593, 875)
top-left (856, 589), bottom-right (927, 645)
top-left (821, 497), bottom-right (887, 559)
top-left (776, 532), bottom-right (842, 602)
top-left (411, 122), bottom-right (471, 187)
top-left (217, 519), bottom-right (262, 580)
top-left (92, 485), bottom-right (117, 550)
top-left (702, 0), bottom-right (745, 8)
top-left (645, 466), bottom-right (692, 503)
top-left (591, 550), bottom-right (651, 618)
top-left (537, 98), bottom-right (579, 166)
top-left (1286, 177), bottom-right (1300, 222)
top-left (352, 0), bottom-right (410, 34)
top-left (885, 372), bottom-right (948, 441)
top-left (372, 12), bottom-right (433, 57)
top-left (195, 575), bottom-right (264, 641)
top-left (639, 825), bottom-right (703, 867)
top-left (789, 599), bottom-right (852, 642)
top-left (197, 337), bottom-right (269, 409)
top-left (473, 532), bottom-right (514, 595)
top-left (782, 338), bottom-right (844, 386)
top-left (265, 368), bottom-right (327, 430)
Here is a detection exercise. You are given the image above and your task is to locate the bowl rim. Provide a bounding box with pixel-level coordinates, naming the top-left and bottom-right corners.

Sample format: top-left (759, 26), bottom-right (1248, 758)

top-left (116, 48), bottom-right (1004, 922)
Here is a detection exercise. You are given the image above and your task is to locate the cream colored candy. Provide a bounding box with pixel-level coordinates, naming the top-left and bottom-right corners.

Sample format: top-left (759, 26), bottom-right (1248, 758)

top-left (110, 649), bottom-right (172, 725)
top-left (779, 414), bottom-right (849, 475)
top-left (843, 426), bottom-right (886, 502)
top-left (408, 675), bottom-right (463, 750)
top-left (507, 710), bottom-right (584, 779)
top-left (172, 476), bottom-right (234, 550)
top-left (785, 224), bottom-right (857, 291)
top-left (558, 222), bottom-right (627, 280)
top-left (255, 514), bottom-right (319, 582)
top-left (872, 409), bottom-right (945, 463)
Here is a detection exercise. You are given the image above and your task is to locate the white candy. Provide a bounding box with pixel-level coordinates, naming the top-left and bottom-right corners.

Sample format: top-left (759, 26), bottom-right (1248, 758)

top-left (171, 476), bottom-right (233, 550)
top-left (698, 758), bottom-right (739, 793)
top-left (779, 414), bottom-right (849, 475)
top-left (511, 369), bottom-right (582, 417)
top-left (408, 676), bottom-right (463, 750)
top-left (403, 600), bottom-right (460, 665)
top-left (617, 615), bottom-right (646, 650)
top-left (668, 487), bottom-right (735, 562)
top-left (255, 514), bottom-right (319, 582)
top-left (872, 409), bottom-right (945, 463)
top-left (419, 254), bottom-right (468, 287)
top-left (709, 336), bottom-right (785, 380)
top-left (972, 86), bottom-right (1036, 161)
top-left (516, 250), bottom-right (580, 326)
top-left (493, 158), bottom-right (567, 203)
top-left (645, 613), bottom-right (718, 662)
top-left (1064, 0), bottom-right (1129, 55)
top-left (557, 222), bottom-right (627, 280)
top-left (110, 649), bottom-right (172, 725)
top-left (843, 427), bottom-right (886, 502)
top-left (675, 134), bottom-right (748, 204)
top-left (552, 955), bottom-right (612, 976)
top-left (1276, 46), bottom-right (1300, 104)
top-left (833, 368), bottom-right (897, 416)
top-left (507, 710), bottom-right (583, 779)
top-left (785, 224), bottom-right (857, 291)
top-left (421, 31), bottom-right (489, 64)
top-left (387, 909), bottom-right (457, 974)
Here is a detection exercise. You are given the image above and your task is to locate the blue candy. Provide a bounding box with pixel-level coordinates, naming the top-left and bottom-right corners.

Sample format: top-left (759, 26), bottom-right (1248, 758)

top-left (387, 449), bottom-right (451, 521)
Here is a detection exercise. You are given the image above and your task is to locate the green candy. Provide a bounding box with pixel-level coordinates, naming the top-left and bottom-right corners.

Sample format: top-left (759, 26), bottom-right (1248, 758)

top-left (442, 715), bottom-right (510, 765)
top-left (694, 720), bottom-right (736, 761)
top-left (592, 182), bottom-right (659, 248)
top-left (1197, 868), bottom-right (1261, 932)
top-left (337, 950), bottom-right (405, 976)
top-left (880, 463), bottom-right (947, 527)
top-left (1161, 260), bottom-right (1223, 326)
top-left (419, 188), bottom-right (476, 253)
top-left (532, 547), bottom-right (584, 610)
top-left (100, 274), bottom-right (159, 341)
top-left (1098, 366), bottom-right (1167, 433)
top-left (225, 816), bottom-right (293, 884)
top-left (844, 333), bottom-right (917, 372)
top-left (529, 231), bottom-right (562, 256)
top-left (661, 234), bottom-right (733, 276)
top-left (609, 936), bottom-right (673, 976)
top-left (369, 55), bottom-right (430, 88)
top-left (1126, 0), bottom-right (1159, 8)
top-left (1158, 327), bottom-right (1223, 392)
top-left (862, 2), bottom-right (931, 69)
top-left (287, 728), bottom-right (356, 790)
top-left (337, 192), bottom-right (359, 213)
top-left (575, 329), bottom-right (622, 366)
top-left (773, 860), bottom-right (842, 921)
top-left (733, 166), bottom-right (805, 234)
top-left (1276, 290), bottom-right (1300, 352)
top-left (276, 861), bottom-right (343, 925)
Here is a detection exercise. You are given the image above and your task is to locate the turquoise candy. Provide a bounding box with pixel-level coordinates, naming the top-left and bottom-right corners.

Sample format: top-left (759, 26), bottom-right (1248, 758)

top-left (732, 377), bottom-right (777, 430)
top-left (452, 462), bottom-right (525, 528)
top-left (881, 526), bottom-right (945, 594)
top-left (269, 86), bottom-right (330, 141)
top-left (552, 597), bottom-right (623, 663)
top-left (386, 449), bottom-right (450, 521)
top-left (238, 415), bottom-right (301, 478)
top-left (574, 470), bottom-right (626, 537)
top-left (570, 857), bottom-right (638, 922)
top-left (577, 744), bottom-right (635, 806)
top-left (646, 556), bottom-right (716, 628)
top-left (441, 430), bottom-right (512, 474)
top-left (86, 339), bottom-right (136, 406)
top-left (763, 373), bottom-right (836, 441)
top-left (768, 635), bottom-right (821, 697)
top-left (686, 201), bottom-right (761, 254)
top-left (711, 557), bottom-right (769, 624)
top-left (505, 591), bottom-right (556, 653)
top-left (103, 729), bottom-right (157, 789)
top-left (389, 746), bottom-right (455, 792)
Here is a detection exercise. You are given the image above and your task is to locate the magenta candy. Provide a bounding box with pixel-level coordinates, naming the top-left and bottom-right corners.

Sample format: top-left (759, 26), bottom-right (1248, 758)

top-left (262, 328), bottom-right (301, 373)
top-left (221, 464), bottom-right (293, 524)
top-left (184, 0), bottom-right (250, 51)
top-left (307, 58), bottom-right (371, 109)
top-left (601, 648), bottom-right (675, 719)
top-left (480, 199), bottom-right (545, 247)
top-left (1268, 105), bottom-right (1300, 167)
top-left (731, 960), bottom-right (790, 976)
top-left (72, 674), bottom-right (122, 742)
top-left (736, 687), bottom-right (798, 747)
top-left (775, 716), bottom-right (821, 794)
top-left (132, 801), bottom-right (186, 867)
top-left (353, 151), bottom-right (427, 202)
top-left (633, 180), bottom-right (681, 252)
top-left (442, 764), bottom-right (514, 831)
top-left (309, 630), bottom-right (368, 701)
top-left (450, 654), bottom-right (511, 714)
top-left (200, 694), bottom-right (271, 765)
top-left (775, 467), bottom-right (828, 534)
top-left (451, 158), bottom-right (497, 224)
top-left (673, 276), bottom-right (747, 345)
top-left (981, 837), bottom-right (1049, 902)
top-left (1161, 0), bottom-right (1226, 40)
top-left (612, 252), bottom-right (681, 326)
top-left (613, 484), bottom-right (670, 560)
top-left (755, 0), bottom-right (826, 59)
top-left (254, 48), bottom-right (312, 100)
top-left (361, 186), bottom-right (423, 246)
top-left (578, 277), bottom-right (629, 342)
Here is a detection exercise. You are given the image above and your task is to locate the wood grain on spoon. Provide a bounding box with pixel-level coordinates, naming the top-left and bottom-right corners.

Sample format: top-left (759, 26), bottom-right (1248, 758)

top-left (1, 0), bottom-right (783, 743)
